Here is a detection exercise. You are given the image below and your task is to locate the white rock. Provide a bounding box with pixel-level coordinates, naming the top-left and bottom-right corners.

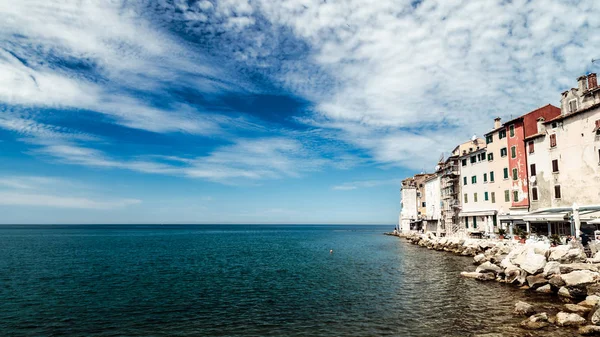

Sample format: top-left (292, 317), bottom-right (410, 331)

top-left (516, 249), bottom-right (547, 275)
top-left (579, 295), bottom-right (600, 308)
top-left (474, 254), bottom-right (487, 264)
top-left (476, 262), bottom-right (503, 274)
top-left (564, 304), bottom-right (591, 315)
top-left (556, 312), bottom-right (586, 326)
top-left (543, 261), bottom-right (561, 278)
top-left (561, 270), bottom-right (600, 287)
top-left (514, 301), bottom-right (535, 316)
top-left (536, 284), bottom-right (553, 293)
top-left (549, 245), bottom-right (571, 261)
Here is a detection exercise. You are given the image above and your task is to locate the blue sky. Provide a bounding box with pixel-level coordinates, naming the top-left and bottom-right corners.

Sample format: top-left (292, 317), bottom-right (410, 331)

top-left (0, 0), bottom-right (599, 224)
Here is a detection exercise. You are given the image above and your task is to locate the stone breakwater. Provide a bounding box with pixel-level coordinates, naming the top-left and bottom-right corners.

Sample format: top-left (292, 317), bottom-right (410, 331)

top-left (401, 232), bottom-right (600, 335)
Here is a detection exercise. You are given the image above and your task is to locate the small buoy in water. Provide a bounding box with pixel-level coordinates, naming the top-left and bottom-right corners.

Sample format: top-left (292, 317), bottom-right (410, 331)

top-left (330, 249), bottom-right (333, 254)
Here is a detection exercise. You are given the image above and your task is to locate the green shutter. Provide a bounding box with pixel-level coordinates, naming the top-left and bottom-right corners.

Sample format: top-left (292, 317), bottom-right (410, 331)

top-left (473, 216), bottom-right (477, 228)
top-left (504, 190), bottom-right (510, 202)
top-left (465, 217), bottom-right (469, 228)
top-left (491, 192), bottom-right (496, 203)
top-left (503, 168), bottom-right (508, 179)
top-left (512, 168), bottom-right (518, 180)
top-left (483, 173), bottom-right (487, 182)
top-left (464, 177), bottom-right (467, 185)
top-left (484, 192), bottom-right (489, 201)
top-left (490, 171), bottom-right (495, 182)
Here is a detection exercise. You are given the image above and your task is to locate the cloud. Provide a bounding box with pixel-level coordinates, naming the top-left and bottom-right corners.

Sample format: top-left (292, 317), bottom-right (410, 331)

top-left (0, 175), bottom-right (141, 210)
top-left (32, 136), bottom-right (329, 183)
top-left (333, 178), bottom-right (400, 191)
top-left (0, 192), bottom-right (141, 210)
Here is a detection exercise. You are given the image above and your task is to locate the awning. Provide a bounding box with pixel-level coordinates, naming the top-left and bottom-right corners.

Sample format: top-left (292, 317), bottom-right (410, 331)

top-left (523, 210), bottom-right (571, 222)
top-left (458, 210), bottom-right (497, 217)
top-left (589, 219), bottom-right (600, 225)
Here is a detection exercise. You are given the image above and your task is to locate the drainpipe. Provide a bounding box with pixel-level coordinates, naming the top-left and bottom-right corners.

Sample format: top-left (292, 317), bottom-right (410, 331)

top-left (574, 203), bottom-right (581, 238)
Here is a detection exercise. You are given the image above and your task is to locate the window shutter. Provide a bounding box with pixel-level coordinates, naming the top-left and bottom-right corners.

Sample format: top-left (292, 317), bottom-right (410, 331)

top-left (532, 187), bottom-right (538, 201)
top-left (550, 134), bottom-right (556, 148)
top-left (530, 164), bottom-right (536, 176)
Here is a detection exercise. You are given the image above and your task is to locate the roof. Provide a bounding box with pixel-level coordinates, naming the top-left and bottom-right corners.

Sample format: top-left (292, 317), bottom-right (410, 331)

top-left (544, 102), bottom-right (600, 124)
top-left (503, 104), bottom-right (557, 126)
top-left (524, 132), bottom-right (545, 141)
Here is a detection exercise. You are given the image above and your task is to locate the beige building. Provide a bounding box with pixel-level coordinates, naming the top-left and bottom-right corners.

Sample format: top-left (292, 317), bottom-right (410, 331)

top-left (524, 73), bottom-right (600, 234)
top-left (399, 173), bottom-right (435, 232)
top-left (483, 118), bottom-right (512, 229)
top-left (424, 174), bottom-right (441, 234)
top-left (457, 137), bottom-right (499, 235)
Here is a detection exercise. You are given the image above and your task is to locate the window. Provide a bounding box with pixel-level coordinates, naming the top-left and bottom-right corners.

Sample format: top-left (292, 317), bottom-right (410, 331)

top-left (550, 134), bottom-right (557, 148)
top-left (513, 190), bottom-right (519, 202)
top-left (470, 156), bottom-right (476, 164)
top-left (462, 159), bottom-right (467, 166)
top-left (500, 147), bottom-right (507, 157)
top-left (552, 159), bottom-right (559, 173)
top-left (491, 192), bottom-right (496, 203)
top-left (484, 192), bottom-right (489, 201)
top-left (504, 190), bottom-right (510, 202)
top-left (499, 129), bottom-right (506, 139)
top-left (471, 176), bottom-right (477, 184)
top-left (487, 153), bottom-right (494, 161)
top-left (530, 164), bottom-right (536, 176)
top-left (422, 202), bottom-right (426, 207)
top-left (464, 193), bottom-right (468, 203)
top-left (554, 185), bottom-right (561, 199)
top-left (509, 124), bottom-right (515, 137)
top-left (473, 216), bottom-right (477, 229)
top-left (465, 216), bottom-right (469, 228)
top-left (503, 167), bottom-right (509, 179)
top-left (486, 135), bottom-right (493, 144)
top-left (493, 214), bottom-right (497, 226)
top-left (474, 193), bottom-right (478, 202)
top-left (532, 187), bottom-right (538, 201)
top-left (463, 177), bottom-right (467, 185)
top-left (528, 141), bottom-right (534, 154)
top-left (594, 120), bottom-right (600, 133)
top-left (483, 173), bottom-right (488, 182)
top-left (551, 122), bottom-right (558, 129)
top-left (568, 99), bottom-right (577, 113)
top-left (510, 146), bottom-right (516, 158)
top-left (512, 168), bottom-right (518, 180)
top-left (490, 171), bottom-right (495, 182)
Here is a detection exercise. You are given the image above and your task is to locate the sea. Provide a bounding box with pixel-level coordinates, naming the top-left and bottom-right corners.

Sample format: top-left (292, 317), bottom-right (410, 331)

top-left (0, 225), bottom-right (572, 336)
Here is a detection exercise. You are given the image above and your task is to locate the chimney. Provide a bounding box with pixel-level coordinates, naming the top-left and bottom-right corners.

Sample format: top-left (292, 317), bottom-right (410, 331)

top-left (537, 117), bottom-right (546, 134)
top-left (494, 117), bottom-right (501, 129)
top-left (578, 75), bottom-right (588, 92)
top-left (588, 73), bottom-right (598, 90)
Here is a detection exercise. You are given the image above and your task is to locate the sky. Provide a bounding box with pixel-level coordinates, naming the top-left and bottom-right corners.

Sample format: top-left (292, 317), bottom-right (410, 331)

top-left (1, 0), bottom-right (599, 224)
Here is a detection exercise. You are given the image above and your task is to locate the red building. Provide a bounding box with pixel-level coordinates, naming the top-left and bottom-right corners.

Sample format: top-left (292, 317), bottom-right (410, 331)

top-left (503, 104), bottom-right (561, 213)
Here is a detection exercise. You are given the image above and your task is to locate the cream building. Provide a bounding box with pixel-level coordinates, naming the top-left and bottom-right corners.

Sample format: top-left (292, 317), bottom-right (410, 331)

top-left (457, 137), bottom-right (498, 235)
top-left (399, 177), bottom-right (418, 232)
top-left (524, 73), bottom-right (600, 234)
top-left (424, 174), bottom-right (441, 234)
top-left (483, 118), bottom-right (512, 231)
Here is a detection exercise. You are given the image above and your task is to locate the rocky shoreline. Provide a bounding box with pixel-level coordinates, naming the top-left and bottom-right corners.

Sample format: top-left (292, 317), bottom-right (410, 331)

top-left (397, 232), bottom-right (600, 335)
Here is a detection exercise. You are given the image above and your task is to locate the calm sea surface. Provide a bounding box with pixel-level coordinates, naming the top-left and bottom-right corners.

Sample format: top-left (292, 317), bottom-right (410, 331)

top-left (0, 225), bottom-right (570, 336)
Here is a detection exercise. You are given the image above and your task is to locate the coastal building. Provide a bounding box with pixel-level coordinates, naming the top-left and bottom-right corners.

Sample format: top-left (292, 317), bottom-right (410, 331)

top-left (440, 156), bottom-right (460, 235)
top-left (457, 137), bottom-right (497, 235)
top-left (399, 173), bottom-right (436, 232)
top-left (483, 118), bottom-right (512, 232)
top-left (424, 174), bottom-right (441, 234)
top-left (524, 73), bottom-right (600, 235)
top-left (499, 104), bottom-right (561, 232)
top-left (399, 177), bottom-right (418, 232)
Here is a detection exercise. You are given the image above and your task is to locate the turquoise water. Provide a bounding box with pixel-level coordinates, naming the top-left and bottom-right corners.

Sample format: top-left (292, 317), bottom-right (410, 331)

top-left (0, 225), bottom-right (569, 336)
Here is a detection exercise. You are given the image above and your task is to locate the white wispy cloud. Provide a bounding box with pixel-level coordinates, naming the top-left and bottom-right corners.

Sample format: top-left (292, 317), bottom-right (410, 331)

top-left (0, 175), bottom-right (141, 210)
top-left (181, 0), bottom-right (600, 169)
top-left (333, 178), bottom-right (400, 191)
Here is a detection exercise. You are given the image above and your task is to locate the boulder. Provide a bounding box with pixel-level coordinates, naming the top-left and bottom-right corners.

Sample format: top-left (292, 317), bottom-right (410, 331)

top-left (543, 261), bottom-right (561, 278)
top-left (519, 312), bottom-right (549, 330)
top-left (588, 284), bottom-right (600, 297)
top-left (476, 262), bottom-right (503, 274)
top-left (460, 271), bottom-right (496, 281)
top-left (579, 325), bottom-right (600, 336)
top-left (474, 254), bottom-right (487, 264)
top-left (549, 245), bottom-right (571, 262)
top-left (565, 304), bottom-right (592, 315)
top-left (515, 249), bottom-right (546, 275)
top-left (560, 263), bottom-right (599, 274)
top-left (505, 265), bottom-right (527, 286)
top-left (580, 296), bottom-right (600, 308)
top-left (549, 275), bottom-right (566, 288)
top-left (562, 270), bottom-right (600, 287)
top-left (514, 301), bottom-right (535, 316)
top-left (526, 274), bottom-right (548, 289)
top-left (556, 312), bottom-right (586, 326)
top-left (588, 304), bottom-right (600, 325)
top-left (536, 284), bottom-right (553, 294)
